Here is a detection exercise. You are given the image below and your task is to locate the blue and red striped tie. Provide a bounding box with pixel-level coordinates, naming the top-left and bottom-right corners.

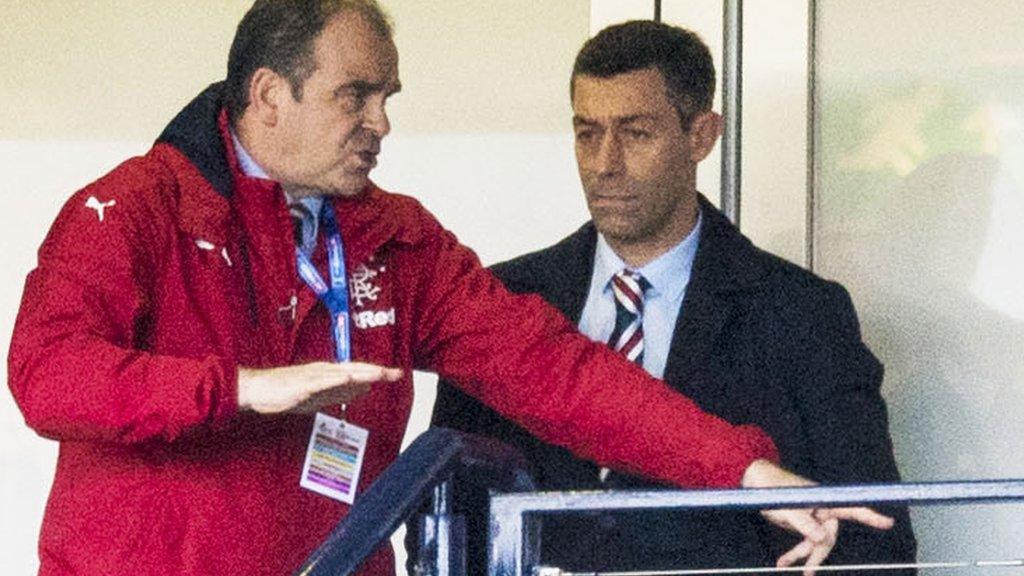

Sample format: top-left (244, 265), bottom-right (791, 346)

top-left (599, 269), bottom-right (649, 484)
top-left (608, 269), bottom-right (650, 365)
top-left (289, 200), bottom-right (317, 255)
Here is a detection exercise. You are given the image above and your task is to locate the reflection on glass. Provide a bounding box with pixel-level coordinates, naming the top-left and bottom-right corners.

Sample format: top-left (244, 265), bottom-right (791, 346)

top-left (814, 0), bottom-right (1024, 563)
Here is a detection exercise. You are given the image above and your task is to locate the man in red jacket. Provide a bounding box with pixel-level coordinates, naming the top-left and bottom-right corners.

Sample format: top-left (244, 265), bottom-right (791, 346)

top-left (7, 1), bottom-right (891, 575)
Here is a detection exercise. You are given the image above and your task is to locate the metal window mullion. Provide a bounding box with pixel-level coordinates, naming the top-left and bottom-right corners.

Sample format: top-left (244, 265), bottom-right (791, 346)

top-left (721, 0), bottom-right (743, 226)
top-left (806, 0), bottom-right (818, 270)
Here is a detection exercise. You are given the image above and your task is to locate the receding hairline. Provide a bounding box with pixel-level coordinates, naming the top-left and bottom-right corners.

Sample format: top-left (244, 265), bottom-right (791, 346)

top-left (225, 0), bottom-right (395, 126)
top-left (331, 1), bottom-right (394, 39)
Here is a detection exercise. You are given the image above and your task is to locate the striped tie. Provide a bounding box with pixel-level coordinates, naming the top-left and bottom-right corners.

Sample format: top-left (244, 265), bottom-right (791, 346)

top-left (289, 200), bottom-right (317, 255)
top-left (607, 269), bottom-right (650, 364)
top-left (599, 270), bottom-right (649, 484)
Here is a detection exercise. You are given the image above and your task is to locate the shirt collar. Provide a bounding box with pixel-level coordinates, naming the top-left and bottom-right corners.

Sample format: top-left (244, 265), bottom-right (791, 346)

top-left (230, 131), bottom-right (272, 180)
top-left (594, 209), bottom-right (703, 303)
top-left (230, 131), bottom-right (323, 216)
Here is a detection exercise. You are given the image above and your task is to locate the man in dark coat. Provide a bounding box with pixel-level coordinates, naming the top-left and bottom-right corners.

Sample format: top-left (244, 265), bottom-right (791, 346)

top-left (427, 20), bottom-right (916, 575)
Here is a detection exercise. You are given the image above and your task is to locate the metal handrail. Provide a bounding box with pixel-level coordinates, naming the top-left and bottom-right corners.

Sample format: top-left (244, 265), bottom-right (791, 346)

top-left (488, 479), bottom-right (1024, 576)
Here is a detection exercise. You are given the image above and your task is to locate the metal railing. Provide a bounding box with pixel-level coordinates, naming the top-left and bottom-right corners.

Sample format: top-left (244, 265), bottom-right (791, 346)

top-left (294, 425), bottom-right (1024, 576)
top-left (488, 480), bottom-right (1024, 576)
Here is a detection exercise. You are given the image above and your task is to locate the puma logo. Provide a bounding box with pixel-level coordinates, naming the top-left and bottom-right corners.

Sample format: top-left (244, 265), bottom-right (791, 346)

top-left (85, 196), bottom-right (116, 222)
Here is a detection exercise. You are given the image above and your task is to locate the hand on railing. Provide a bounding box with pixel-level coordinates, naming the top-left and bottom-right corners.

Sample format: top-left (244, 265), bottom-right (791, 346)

top-left (741, 459), bottom-right (895, 575)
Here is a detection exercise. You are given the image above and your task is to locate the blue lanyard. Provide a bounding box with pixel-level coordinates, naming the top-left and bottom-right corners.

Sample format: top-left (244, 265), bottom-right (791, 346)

top-left (295, 202), bottom-right (351, 362)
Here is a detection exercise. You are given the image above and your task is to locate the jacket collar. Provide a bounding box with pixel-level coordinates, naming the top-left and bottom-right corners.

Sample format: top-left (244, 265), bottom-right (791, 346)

top-left (150, 83), bottom-right (250, 247)
top-left (515, 193), bottom-right (774, 319)
top-left (507, 222), bottom-right (597, 323)
top-left (512, 194), bottom-right (776, 392)
top-left (689, 193), bottom-right (774, 295)
top-left (662, 194), bottom-right (774, 390)
top-left (156, 82), bottom-right (234, 200)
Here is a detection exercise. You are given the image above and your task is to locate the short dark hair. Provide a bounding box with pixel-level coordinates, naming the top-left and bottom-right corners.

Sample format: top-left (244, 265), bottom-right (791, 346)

top-left (572, 20), bottom-right (715, 128)
top-left (225, 0), bottom-right (393, 126)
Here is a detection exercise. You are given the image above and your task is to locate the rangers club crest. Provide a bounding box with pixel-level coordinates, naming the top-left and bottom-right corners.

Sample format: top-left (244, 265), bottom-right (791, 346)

top-left (350, 261), bottom-right (395, 329)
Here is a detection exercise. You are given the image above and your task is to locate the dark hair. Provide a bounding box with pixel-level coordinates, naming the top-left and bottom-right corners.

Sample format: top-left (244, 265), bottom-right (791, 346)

top-left (225, 0), bottom-right (393, 125)
top-left (572, 20), bottom-right (715, 128)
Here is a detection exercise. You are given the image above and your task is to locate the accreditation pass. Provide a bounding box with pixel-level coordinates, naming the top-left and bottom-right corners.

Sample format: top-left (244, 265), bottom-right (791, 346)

top-left (300, 412), bottom-right (368, 504)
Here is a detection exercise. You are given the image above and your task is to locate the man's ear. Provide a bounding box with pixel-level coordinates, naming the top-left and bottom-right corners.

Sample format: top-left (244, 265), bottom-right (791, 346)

top-left (687, 110), bottom-right (723, 162)
top-left (245, 67), bottom-right (288, 127)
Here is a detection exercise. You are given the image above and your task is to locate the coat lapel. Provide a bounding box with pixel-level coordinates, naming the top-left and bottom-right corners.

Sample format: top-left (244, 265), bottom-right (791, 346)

top-left (664, 284), bottom-right (733, 396)
top-left (663, 196), bottom-right (769, 395)
top-left (506, 203), bottom-right (770, 398)
top-left (530, 224), bottom-right (597, 324)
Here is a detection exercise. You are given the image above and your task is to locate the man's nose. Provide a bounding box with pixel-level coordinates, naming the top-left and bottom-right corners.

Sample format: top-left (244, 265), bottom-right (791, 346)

top-left (362, 100), bottom-right (391, 138)
top-left (595, 134), bottom-right (624, 176)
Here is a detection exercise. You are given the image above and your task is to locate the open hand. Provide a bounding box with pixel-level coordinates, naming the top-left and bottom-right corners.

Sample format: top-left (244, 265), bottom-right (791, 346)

top-left (237, 362), bottom-right (403, 414)
top-left (741, 459), bottom-right (894, 575)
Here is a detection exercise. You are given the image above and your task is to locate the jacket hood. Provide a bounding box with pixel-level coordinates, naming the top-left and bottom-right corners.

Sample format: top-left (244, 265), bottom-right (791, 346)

top-left (156, 82), bottom-right (234, 199)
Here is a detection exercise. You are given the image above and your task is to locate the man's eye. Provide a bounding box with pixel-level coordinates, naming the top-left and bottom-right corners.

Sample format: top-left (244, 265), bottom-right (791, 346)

top-left (575, 130), bottom-right (595, 143)
top-left (337, 90), bottom-right (366, 112)
top-left (624, 129), bottom-right (651, 140)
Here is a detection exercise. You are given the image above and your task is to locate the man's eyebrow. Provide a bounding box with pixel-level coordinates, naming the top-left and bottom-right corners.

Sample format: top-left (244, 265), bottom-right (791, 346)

top-left (573, 113), bottom-right (658, 126)
top-left (334, 80), bottom-right (376, 96)
top-left (617, 114), bottom-right (659, 125)
top-left (334, 79), bottom-right (402, 96)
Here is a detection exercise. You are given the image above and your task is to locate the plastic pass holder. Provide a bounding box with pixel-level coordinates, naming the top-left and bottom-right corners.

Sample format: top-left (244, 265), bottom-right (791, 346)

top-left (300, 412), bottom-right (368, 504)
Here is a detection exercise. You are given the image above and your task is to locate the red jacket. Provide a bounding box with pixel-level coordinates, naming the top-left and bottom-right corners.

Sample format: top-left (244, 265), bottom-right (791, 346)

top-left (8, 84), bottom-right (776, 576)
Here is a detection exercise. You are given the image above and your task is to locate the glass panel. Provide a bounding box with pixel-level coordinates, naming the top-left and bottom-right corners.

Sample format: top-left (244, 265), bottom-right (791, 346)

top-left (814, 0), bottom-right (1024, 561)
